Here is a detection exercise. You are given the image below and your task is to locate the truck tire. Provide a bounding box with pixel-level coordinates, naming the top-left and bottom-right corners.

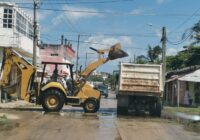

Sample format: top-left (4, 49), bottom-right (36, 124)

top-left (149, 98), bottom-right (161, 117)
top-left (117, 107), bottom-right (128, 115)
top-left (149, 103), bottom-right (156, 116)
top-left (42, 89), bottom-right (65, 112)
top-left (155, 98), bottom-right (162, 117)
top-left (83, 98), bottom-right (99, 113)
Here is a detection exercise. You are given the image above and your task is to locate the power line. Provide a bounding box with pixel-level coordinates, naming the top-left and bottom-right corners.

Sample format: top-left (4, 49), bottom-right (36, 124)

top-left (16, 0), bottom-right (134, 5)
top-left (169, 7), bottom-right (200, 34)
top-left (167, 31), bottom-right (193, 45)
top-left (18, 6), bottom-right (200, 17)
top-left (40, 36), bottom-right (148, 50)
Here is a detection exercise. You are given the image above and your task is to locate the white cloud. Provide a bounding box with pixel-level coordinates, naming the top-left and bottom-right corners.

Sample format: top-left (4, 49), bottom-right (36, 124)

top-left (85, 35), bottom-right (133, 50)
top-left (156, 0), bottom-right (170, 4)
top-left (155, 29), bottom-right (162, 38)
top-left (38, 11), bottom-right (52, 21)
top-left (23, 9), bottom-right (52, 21)
top-left (80, 35), bottom-right (133, 72)
top-left (62, 5), bottom-right (101, 21)
top-left (130, 9), bottom-right (143, 15)
top-left (166, 47), bottom-right (183, 56)
top-left (51, 5), bottom-right (101, 26)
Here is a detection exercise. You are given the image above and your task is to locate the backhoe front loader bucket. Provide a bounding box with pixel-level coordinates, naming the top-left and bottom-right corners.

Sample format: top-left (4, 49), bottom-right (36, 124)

top-left (108, 43), bottom-right (128, 60)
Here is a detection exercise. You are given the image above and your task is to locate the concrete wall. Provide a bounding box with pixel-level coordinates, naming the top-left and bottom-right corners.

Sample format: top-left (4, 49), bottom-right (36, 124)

top-left (40, 46), bottom-right (71, 75)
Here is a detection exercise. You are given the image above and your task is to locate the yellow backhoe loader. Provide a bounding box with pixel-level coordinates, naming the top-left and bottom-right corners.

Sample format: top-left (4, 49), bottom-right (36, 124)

top-left (0, 43), bottom-right (128, 112)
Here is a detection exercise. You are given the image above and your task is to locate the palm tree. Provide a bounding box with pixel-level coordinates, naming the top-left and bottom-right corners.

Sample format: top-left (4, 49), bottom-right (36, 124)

top-left (183, 20), bottom-right (200, 45)
top-left (147, 45), bottom-right (162, 63)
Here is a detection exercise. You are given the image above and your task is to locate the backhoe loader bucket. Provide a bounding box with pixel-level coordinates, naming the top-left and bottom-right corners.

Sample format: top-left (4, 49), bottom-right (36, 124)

top-left (108, 43), bottom-right (128, 60)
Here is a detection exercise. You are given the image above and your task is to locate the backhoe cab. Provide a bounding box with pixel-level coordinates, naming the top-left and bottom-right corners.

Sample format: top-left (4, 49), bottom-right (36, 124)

top-left (0, 43), bottom-right (128, 113)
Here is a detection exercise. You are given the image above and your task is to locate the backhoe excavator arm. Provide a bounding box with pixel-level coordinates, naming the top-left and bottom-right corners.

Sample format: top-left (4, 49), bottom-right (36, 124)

top-left (74, 43), bottom-right (128, 94)
top-left (79, 43), bottom-right (128, 80)
top-left (0, 48), bottom-right (36, 101)
top-left (79, 58), bottom-right (108, 78)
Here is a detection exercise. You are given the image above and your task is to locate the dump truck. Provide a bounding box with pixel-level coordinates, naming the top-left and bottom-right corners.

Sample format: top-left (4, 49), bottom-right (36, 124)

top-left (116, 63), bottom-right (163, 116)
top-left (0, 43), bottom-right (128, 112)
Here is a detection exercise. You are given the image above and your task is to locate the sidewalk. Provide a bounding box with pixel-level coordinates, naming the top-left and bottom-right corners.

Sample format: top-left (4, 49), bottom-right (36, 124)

top-left (163, 106), bottom-right (200, 116)
top-left (0, 100), bottom-right (34, 109)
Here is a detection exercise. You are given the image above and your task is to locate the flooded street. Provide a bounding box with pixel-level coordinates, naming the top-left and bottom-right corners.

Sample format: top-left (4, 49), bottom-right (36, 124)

top-left (0, 93), bottom-right (200, 140)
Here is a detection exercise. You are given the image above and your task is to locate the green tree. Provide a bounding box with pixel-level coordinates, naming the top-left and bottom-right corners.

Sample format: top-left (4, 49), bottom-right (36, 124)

top-left (136, 55), bottom-right (148, 64)
top-left (189, 20), bottom-right (200, 45)
top-left (184, 46), bottom-right (200, 66)
top-left (166, 46), bottom-right (200, 71)
top-left (147, 45), bottom-right (162, 63)
top-left (88, 75), bottom-right (103, 82)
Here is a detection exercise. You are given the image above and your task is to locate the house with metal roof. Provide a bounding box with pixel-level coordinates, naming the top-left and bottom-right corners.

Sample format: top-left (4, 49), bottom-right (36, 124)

top-left (165, 66), bottom-right (200, 107)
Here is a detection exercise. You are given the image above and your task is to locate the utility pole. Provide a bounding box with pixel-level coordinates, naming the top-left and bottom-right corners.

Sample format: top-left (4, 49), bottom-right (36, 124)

top-left (161, 27), bottom-right (167, 104)
top-left (76, 34), bottom-right (80, 78)
top-left (134, 54), bottom-right (136, 63)
top-left (85, 52), bottom-right (88, 68)
top-left (85, 52), bottom-right (94, 68)
top-left (33, 1), bottom-right (39, 67)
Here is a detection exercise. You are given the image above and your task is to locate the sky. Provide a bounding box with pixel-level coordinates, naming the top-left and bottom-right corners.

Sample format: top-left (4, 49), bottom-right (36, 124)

top-left (1, 0), bottom-right (200, 73)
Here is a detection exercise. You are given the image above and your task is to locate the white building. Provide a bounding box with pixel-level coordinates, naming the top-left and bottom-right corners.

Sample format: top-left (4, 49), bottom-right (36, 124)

top-left (0, 2), bottom-right (39, 66)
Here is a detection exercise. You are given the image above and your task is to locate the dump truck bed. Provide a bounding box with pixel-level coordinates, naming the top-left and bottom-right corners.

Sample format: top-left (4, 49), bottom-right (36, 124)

top-left (119, 63), bottom-right (163, 96)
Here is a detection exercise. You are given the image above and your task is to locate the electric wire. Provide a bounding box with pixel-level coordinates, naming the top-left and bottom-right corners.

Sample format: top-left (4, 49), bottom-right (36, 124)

top-left (18, 6), bottom-right (200, 17)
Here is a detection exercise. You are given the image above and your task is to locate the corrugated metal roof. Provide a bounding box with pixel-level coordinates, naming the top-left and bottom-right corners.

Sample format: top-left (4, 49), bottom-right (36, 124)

top-left (178, 69), bottom-right (200, 82)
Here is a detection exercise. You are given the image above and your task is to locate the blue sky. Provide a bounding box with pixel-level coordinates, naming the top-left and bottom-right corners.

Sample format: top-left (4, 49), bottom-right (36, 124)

top-left (3, 0), bottom-right (200, 73)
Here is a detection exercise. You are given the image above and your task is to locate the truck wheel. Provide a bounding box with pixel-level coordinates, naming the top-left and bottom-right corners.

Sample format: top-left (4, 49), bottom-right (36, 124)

top-left (42, 89), bottom-right (65, 112)
top-left (84, 99), bottom-right (98, 113)
top-left (117, 107), bottom-right (128, 115)
top-left (149, 102), bottom-right (156, 116)
top-left (149, 98), bottom-right (162, 117)
top-left (155, 98), bottom-right (162, 117)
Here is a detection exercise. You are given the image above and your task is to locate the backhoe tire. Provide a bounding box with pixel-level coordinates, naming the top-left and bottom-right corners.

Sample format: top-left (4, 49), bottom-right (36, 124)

top-left (42, 89), bottom-right (65, 112)
top-left (83, 98), bottom-right (98, 113)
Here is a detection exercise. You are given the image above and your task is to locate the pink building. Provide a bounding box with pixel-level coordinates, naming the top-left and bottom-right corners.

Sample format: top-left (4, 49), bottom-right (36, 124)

top-left (39, 42), bottom-right (75, 75)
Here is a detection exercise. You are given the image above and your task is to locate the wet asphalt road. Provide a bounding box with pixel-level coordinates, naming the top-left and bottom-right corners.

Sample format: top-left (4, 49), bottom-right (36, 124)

top-left (0, 92), bottom-right (200, 140)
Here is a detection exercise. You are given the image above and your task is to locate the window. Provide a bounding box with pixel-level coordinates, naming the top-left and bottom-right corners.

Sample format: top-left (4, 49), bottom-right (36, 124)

top-left (28, 22), bottom-right (33, 39)
top-left (3, 8), bottom-right (13, 28)
top-left (15, 12), bottom-right (33, 39)
top-left (16, 12), bottom-right (27, 36)
top-left (51, 53), bottom-right (59, 56)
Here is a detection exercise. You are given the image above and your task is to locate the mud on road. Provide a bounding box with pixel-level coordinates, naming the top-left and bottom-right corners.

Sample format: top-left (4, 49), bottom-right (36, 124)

top-left (0, 93), bottom-right (200, 140)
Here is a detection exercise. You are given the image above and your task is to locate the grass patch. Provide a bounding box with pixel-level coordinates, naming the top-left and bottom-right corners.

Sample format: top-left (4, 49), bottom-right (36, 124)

top-left (164, 107), bottom-right (200, 115)
top-left (0, 115), bottom-right (18, 131)
top-left (184, 121), bottom-right (200, 133)
top-left (0, 115), bottom-right (8, 126)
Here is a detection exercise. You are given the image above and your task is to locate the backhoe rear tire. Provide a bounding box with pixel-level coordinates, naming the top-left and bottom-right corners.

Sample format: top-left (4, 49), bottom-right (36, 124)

top-left (42, 89), bottom-right (65, 112)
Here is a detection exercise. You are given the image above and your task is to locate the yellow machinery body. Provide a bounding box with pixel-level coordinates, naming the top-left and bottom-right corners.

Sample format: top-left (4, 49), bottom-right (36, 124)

top-left (0, 43), bottom-right (127, 113)
top-left (0, 48), bottom-right (36, 101)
